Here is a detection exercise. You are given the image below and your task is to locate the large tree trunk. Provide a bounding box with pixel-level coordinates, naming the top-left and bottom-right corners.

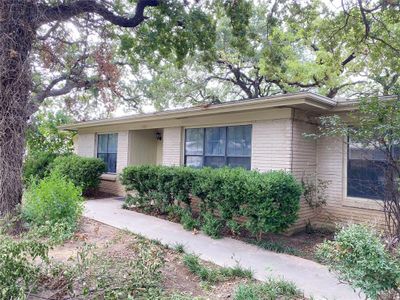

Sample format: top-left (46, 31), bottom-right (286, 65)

top-left (0, 0), bottom-right (35, 215)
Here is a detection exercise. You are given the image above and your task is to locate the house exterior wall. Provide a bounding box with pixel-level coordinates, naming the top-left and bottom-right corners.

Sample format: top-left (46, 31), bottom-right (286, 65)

top-left (162, 127), bottom-right (182, 166)
top-left (130, 130), bottom-right (158, 166)
top-left (251, 119), bottom-right (292, 172)
top-left (116, 131), bottom-right (130, 174)
top-left (290, 117), bottom-right (318, 232)
top-left (316, 136), bottom-right (385, 229)
top-left (74, 106), bottom-right (386, 233)
top-left (76, 133), bottom-right (95, 157)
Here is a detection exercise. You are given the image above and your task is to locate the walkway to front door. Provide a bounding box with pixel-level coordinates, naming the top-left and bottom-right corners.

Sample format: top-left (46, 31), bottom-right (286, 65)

top-left (84, 198), bottom-right (361, 300)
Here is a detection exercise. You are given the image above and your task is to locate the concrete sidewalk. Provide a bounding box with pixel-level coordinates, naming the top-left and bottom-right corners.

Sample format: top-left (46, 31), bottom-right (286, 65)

top-left (84, 198), bottom-right (361, 300)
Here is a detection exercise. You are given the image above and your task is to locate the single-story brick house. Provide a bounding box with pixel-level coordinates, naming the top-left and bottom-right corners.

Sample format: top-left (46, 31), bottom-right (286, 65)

top-left (60, 92), bottom-right (385, 232)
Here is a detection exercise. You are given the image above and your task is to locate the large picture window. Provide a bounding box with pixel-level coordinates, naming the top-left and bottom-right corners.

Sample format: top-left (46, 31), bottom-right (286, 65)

top-left (185, 125), bottom-right (251, 169)
top-left (97, 133), bottom-right (118, 173)
top-left (347, 140), bottom-right (386, 200)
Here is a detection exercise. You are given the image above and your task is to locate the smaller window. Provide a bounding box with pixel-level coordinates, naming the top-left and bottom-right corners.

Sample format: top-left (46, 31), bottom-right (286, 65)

top-left (97, 133), bottom-right (118, 173)
top-left (347, 140), bottom-right (386, 200)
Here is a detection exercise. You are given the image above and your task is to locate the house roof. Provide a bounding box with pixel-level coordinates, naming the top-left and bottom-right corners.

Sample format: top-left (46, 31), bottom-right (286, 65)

top-left (59, 92), bottom-right (346, 130)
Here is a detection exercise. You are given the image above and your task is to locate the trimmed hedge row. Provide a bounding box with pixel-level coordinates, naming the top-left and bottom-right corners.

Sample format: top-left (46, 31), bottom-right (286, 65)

top-left (51, 155), bottom-right (106, 195)
top-left (23, 153), bottom-right (106, 195)
top-left (121, 165), bottom-right (302, 238)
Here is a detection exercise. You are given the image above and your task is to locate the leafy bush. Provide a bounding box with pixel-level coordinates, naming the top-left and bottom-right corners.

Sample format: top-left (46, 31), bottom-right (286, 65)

top-left (51, 154), bottom-right (106, 195)
top-left (201, 212), bottom-right (223, 239)
top-left (26, 221), bottom-right (78, 245)
top-left (0, 235), bottom-right (49, 300)
top-left (121, 166), bottom-right (302, 238)
top-left (183, 253), bottom-right (252, 283)
top-left (22, 173), bottom-right (83, 237)
top-left (226, 220), bottom-right (242, 235)
top-left (22, 152), bottom-right (58, 186)
top-left (316, 224), bottom-right (400, 299)
top-left (180, 209), bottom-right (200, 231)
top-left (233, 278), bottom-right (303, 300)
top-left (121, 165), bottom-right (195, 213)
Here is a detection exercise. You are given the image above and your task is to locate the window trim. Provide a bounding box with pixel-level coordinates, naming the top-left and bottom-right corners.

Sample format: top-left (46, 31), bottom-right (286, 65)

top-left (96, 133), bottom-right (118, 174)
top-left (184, 125), bottom-right (252, 169)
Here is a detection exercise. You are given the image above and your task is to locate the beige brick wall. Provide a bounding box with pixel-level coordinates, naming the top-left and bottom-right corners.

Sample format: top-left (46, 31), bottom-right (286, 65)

top-left (316, 136), bottom-right (385, 229)
top-left (251, 119), bottom-right (292, 172)
top-left (116, 131), bottom-right (130, 173)
top-left (99, 178), bottom-right (125, 196)
top-left (162, 127), bottom-right (182, 166)
top-left (77, 133), bottom-right (95, 157)
top-left (75, 110), bottom-right (386, 232)
top-left (290, 119), bottom-right (318, 232)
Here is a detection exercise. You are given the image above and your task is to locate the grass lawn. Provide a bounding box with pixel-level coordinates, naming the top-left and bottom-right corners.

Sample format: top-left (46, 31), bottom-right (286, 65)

top-left (24, 218), bottom-right (307, 299)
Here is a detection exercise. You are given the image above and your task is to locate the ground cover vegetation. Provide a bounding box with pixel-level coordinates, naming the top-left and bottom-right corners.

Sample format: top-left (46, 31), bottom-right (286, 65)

top-left (121, 165), bottom-right (302, 240)
top-left (317, 224), bottom-right (400, 300)
top-left (0, 214), bottom-right (307, 300)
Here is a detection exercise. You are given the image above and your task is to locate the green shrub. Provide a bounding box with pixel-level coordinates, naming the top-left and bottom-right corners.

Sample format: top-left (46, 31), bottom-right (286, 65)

top-left (183, 253), bottom-right (252, 283)
top-left (316, 224), bottom-right (400, 299)
top-left (226, 220), bottom-right (242, 235)
top-left (121, 165), bottom-right (195, 213)
top-left (201, 212), bottom-right (223, 239)
top-left (22, 173), bottom-right (83, 234)
top-left (26, 221), bottom-right (77, 245)
top-left (0, 235), bottom-right (49, 300)
top-left (233, 278), bottom-right (303, 300)
top-left (51, 154), bottom-right (106, 195)
top-left (121, 166), bottom-right (302, 238)
top-left (241, 170), bottom-right (302, 239)
top-left (180, 209), bottom-right (200, 231)
top-left (22, 152), bottom-right (58, 186)
top-left (167, 205), bottom-right (185, 222)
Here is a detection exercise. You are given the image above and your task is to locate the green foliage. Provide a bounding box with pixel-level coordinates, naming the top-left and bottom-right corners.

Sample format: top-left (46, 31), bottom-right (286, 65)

top-left (26, 221), bottom-right (78, 246)
top-left (310, 97), bottom-right (400, 237)
top-left (180, 209), bottom-right (200, 231)
top-left (22, 173), bottom-right (83, 240)
top-left (201, 212), bottom-right (223, 239)
top-left (233, 278), bottom-right (303, 300)
top-left (121, 165), bottom-right (302, 238)
top-left (128, 1), bottom-right (400, 110)
top-left (173, 243), bottom-right (186, 254)
top-left (22, 152), bottom-right (59, 186)
top-left (46, 236), bottom-right (166, 299)
top-left (316, 224), bottom-right (400, 299)
top-left (121, 165), bottom-right (196, 213)
top-left (183, 253), bottom-right (252, 283)
top-left (301, 176), bottom-right (330, 209)
top-left (0, 235), bottom-right (49, 300)
top-left (51, 154), bottom-right (106, 195)
top-left (226, 219), bottom-right (242, 235)
top-left (26, 111), bottom-right (75, 155)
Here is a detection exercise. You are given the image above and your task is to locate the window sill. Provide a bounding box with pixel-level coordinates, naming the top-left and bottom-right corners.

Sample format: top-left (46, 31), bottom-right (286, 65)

top-left (343, 196), bottom-right (383, 211)
top-left (100, 173), bottom-right (117, 182)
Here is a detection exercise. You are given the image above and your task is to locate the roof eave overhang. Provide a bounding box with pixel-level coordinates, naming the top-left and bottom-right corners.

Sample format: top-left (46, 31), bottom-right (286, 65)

top-left (59, 93), bottom-right (337, 131)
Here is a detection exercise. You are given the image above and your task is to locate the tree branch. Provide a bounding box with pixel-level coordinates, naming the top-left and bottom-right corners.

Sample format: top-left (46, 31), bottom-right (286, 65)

top-left (36, 0), bottom-right (159, 27)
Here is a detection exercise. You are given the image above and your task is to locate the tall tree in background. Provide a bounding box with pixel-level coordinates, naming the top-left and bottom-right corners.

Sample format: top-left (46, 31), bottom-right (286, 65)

top-left (26, 111), bottom-right (75, 155)
top-left (123, 0), bottom-right (400, 110)
top-left (0, 0), bottom-right (241, 214)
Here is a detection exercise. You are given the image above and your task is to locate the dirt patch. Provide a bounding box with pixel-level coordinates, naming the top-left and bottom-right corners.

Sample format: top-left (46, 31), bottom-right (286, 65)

top-left (33, 218), bottom-right (255, 299)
